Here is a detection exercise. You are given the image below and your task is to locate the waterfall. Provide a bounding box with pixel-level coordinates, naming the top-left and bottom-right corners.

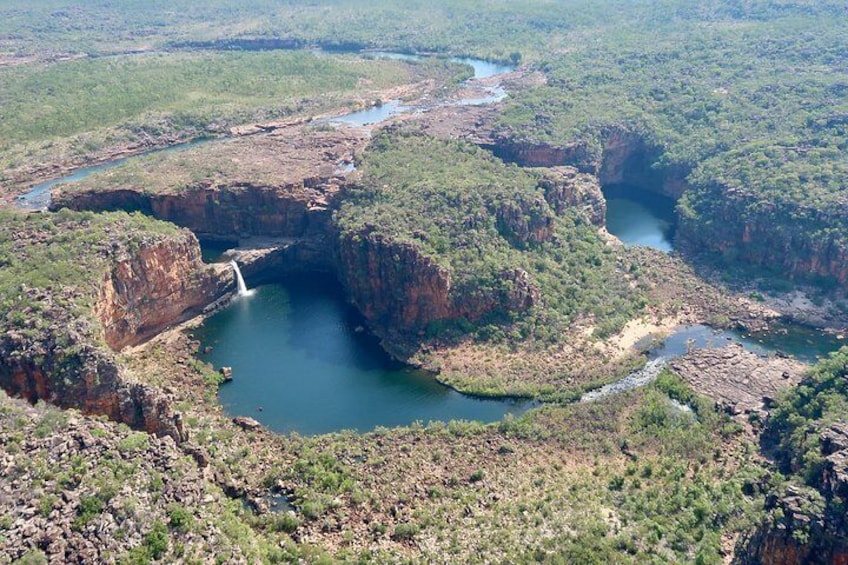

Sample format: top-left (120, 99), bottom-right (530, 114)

top-left (230, 260), bottom-right (253, 297)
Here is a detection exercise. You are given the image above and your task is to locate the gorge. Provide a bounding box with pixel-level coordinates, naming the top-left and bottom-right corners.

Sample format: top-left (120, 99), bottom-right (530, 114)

top-left (2, 9), bottom-right (848, 562)
top-left (29, 50), bottom-right (844, 433)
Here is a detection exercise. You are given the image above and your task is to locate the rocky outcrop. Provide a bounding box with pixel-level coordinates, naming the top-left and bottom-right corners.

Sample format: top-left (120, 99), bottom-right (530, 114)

top-left (491, 136), bottom-right (598, 173)
top-left (337, 231), bottom-right (539, 347)
top-left (0, 218), bottom-right (230, 443)
top-left (50, 127), bottom-right (364, 274)
top-left (52, 181), bottom-right (340, 243)
top-left (678, 184), bottom-right (848, 287)
top-left (0, 326), bottom-right (187, 442)
top-left (670, 343), bottom-right (805, 417)
top-left (0, 391), bottom-right (260, 563)
top-left (492, 126), bottom-right (690, 199)
top-left (96, 232), bottom-right (231, 350)
top-left (535, 166), bottom-right (606, 225)
top-left (737, 425), bottom-right (848, 564)
top-left (493, 194), bottom-right (555, 248)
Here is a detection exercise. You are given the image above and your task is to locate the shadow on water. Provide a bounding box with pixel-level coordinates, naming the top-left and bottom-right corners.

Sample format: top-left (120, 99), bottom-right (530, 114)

top-left (196, 274), bottom-right (532, 435)
top-left (603, 183), bottom-right (677, 253)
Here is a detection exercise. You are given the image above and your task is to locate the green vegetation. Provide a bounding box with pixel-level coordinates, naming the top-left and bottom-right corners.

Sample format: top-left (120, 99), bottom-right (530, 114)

top-left (2, 1), bottom-right (846, 562)
top-left (0, 51), bottom-right (464, 191)
top-left (0, 0), bottom-right (601, 62)
top-left (3, 0), bottom-right (844, 283)
top-left (490, 5), bottom-right (848, 282)
top-left (767, 347), bottom-right (848, 483)
top-left (0, 208), bottom-right (180, 323)
top-left (1, 395), bottom-right (295, 564)
top-left (0, 52), bottom-right (412, 145)
top-left (338, 130), bottom-right (645, 345)
top-left (260, 378), bottom-right (765, 563)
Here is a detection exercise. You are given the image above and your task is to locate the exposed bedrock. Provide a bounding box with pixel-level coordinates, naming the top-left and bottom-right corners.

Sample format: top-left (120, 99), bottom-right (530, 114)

top-left (678, 185), bottom-right (848, 288)
top-left (0, 348), bottom-right (187, 442)
top-left (535, 166), bottom-right (606, 226)
top-left (53, 172), bottom-right (543, 353)
top-left (491, 126), bottom-right (689, 199)
top-left (670, 343), bottom-right (805, 417)
top-left (337, 230), bottom-right (539, 350)
top-left (736, 424), bottom-right (848, 564)
top-left (0, 229), bottom-right (226, 442)
top-left (96, 233), bottom-right (232, 350)
top-left (51, 181), bottom-right (338, 243)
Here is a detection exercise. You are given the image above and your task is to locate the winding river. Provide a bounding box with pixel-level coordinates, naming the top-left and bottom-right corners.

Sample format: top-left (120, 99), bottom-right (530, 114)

top-left (15, 51), bottom-right (510, 209)
top-left (13, 47), bottom-right (843, 431)
top-left (16, 139), bottom-right (212, 210)
top-left (587, 186), bottom-right (844, 401)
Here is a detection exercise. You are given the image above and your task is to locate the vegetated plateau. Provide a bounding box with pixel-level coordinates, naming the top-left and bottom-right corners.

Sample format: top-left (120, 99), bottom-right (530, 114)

top-left (1, 1), bottom-right (847, 563)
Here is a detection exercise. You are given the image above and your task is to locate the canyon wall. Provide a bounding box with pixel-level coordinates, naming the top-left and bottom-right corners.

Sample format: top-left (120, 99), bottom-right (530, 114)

top-left (492, 127), bottom-right (689, 199)
top-left (337, 230), bottom-right (538, 351)
top-left (535, 166), bottom-right (606, 225)
top-left (678, 185), bottom-right (848, 287)
top-left (491, 137), bottom-right (598, 174)
top-left (0, 343), bottom-right (187, 442)
top-left (0, 229), bottom-right (231, 442)
top-left (52, 181), bottom-right (338, 242)
top-left (737, 424), bottom-right (848, 564)
top-left (96, 232), bottom-right (232, 350)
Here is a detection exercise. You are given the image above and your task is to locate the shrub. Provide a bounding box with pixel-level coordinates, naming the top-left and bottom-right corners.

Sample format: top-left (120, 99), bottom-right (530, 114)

top-left (167, 504), bottom-right (194, 533)
top-left (391, 522), bottom-right (420, 541)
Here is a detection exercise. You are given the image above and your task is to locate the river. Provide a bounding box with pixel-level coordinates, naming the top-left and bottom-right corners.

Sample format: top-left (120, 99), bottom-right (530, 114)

top-left (14, 47), bottom-right (842, 429)
top-left (603, 183), bottom-right (676, 253)
top-left (196, 275), bottom-right (533, 434)
top-left (15, 50), bottom-right (513, 209)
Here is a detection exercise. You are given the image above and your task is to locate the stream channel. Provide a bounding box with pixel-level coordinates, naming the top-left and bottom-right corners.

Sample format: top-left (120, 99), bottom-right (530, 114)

top-left (16, 49), bottom-right (843, 431)
top-left (16, 49), bottom-right (535, 434)
top-left (198, 54), bottom-right (532, 434)
top-left (586, 183), bottom-right (844, 401)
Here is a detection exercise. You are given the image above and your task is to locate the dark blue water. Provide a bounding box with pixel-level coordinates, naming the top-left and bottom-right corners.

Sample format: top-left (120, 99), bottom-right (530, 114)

top-left (196, 276), bottom-right (532, 434)
top-left (603, 184), bottom-right (676, 252)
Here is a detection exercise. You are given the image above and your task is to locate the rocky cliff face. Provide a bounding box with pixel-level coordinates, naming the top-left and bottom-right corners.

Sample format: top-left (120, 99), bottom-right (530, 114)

top-left (52, 180), bottom-right (340, 243)
top-left (0, 219), bottom-right (231, 443)
top-left (491, 136), bottom-right (599, 173)
top-left (535, 166), bottom-right (606, 225)
top-left (494, 194), bottom-right (556, 248)
top-left (492, 127), bottom-right (689, 199)
top-left (737, 423), bottom-right (848, 564)
top-left (0, 315), bottom-right (188, 442)
top-left (96, 233), bottom-right (231, 350)
top-left (337, 230), bottom-right (539, 351)
top-left (678, 185), bottom-right (848, 287)
top-left (596, 128), bottom-right (689, 199)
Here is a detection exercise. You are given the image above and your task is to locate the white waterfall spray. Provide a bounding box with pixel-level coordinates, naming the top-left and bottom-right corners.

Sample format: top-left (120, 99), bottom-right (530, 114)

top-left (230, 260), bottom-right (253, 297)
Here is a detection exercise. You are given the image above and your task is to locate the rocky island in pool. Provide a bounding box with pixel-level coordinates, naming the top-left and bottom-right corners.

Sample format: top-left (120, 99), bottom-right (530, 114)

top-left (1, 2), bottom-right (847, 563)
